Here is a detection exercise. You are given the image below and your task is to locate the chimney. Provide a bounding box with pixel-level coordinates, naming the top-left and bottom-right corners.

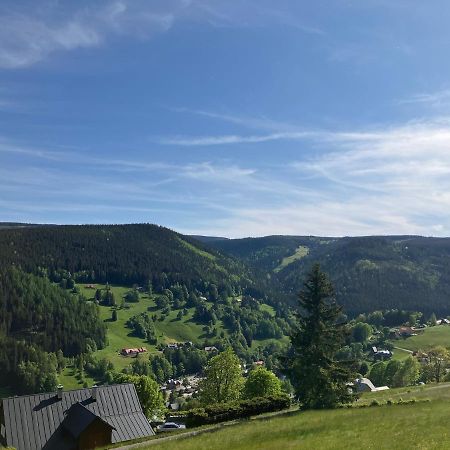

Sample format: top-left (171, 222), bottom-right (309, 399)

top-left (57, 384), bottom-right (63, 400)
top-left (91, 385), bottom-right (98, 401)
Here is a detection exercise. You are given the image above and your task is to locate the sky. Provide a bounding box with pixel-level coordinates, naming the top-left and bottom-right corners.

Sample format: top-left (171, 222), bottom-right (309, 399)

top-left (1, 0), bottom-right (450, 237)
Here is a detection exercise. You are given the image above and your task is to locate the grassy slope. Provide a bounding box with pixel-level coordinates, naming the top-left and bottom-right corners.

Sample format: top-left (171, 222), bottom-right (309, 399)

top-left (144, 384), bottom-right (450, 450)
top-left (60, 284), bottom-right (278, 388)
top-left (393, 326), bottom-right (450, 352)
top-left (274, 245), bottom-right (309, 273)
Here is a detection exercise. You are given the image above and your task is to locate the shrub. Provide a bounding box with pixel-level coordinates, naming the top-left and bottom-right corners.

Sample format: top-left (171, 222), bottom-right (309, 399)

top-left (370, 400), bottom-right (380, 407)
top-left (173, 394), bottom-right (291, 427)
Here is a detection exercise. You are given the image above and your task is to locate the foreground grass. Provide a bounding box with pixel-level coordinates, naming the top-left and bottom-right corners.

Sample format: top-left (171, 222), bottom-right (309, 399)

top-left (142, 400), bottom-right (450, 450)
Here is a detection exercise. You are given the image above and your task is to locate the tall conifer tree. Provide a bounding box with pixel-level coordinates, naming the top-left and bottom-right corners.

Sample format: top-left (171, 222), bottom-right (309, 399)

top-left (287, 264), bottom-right (356, 409)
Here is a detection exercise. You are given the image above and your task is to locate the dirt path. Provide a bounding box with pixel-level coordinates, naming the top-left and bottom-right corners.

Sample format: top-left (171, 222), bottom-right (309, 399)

top-left (394, 346), bottom-right (413, 353)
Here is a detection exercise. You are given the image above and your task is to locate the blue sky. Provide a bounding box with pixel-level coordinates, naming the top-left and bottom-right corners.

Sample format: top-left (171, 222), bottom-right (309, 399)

top-left (1, 0), bottom-right (450, 237)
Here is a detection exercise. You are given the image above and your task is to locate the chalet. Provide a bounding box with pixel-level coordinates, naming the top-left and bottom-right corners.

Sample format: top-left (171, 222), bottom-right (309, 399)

top-left (204, 346), bottom-right (218, 353)
top-left (254, 360), bottom-right (265, 366)
top-left (120, 347), bottom-right (147, 356)
top-left (436, 318), bottom-right (450, 325)
top-left (398, 326), bottom-right (416, 337)
top-left (371, 347), bottom-right (392, 361)
top-left (0, 383), bottom-right (154, 450)
top-left (354, 378), bottom-right (389, 393)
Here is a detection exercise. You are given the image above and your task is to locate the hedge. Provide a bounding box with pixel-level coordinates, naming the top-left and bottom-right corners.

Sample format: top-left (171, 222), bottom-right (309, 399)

top-left (172, 394), bottom-right (291, 427)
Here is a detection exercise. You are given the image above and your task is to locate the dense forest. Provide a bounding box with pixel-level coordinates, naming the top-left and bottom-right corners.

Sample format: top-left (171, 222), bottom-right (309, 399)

top-left (0, 224), bottom-right (265, 296)
top-left (204, 235), bottom-right (450, 315)
top-left (0, 267), bottom-right (106, 393)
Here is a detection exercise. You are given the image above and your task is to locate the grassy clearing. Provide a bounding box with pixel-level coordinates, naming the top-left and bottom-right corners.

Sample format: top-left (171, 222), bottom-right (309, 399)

top-left (259, 303), bottom-right (276, 317)
top-left (177, 237), bottom-right (216, 260)
top-left (78, 284), bottom-right (215, 372)
top-left (357, 381), bottom-right (450, 405)
top-left (393, 326), bottom-right (450, 352)
top-left (391, 347), bottom-right (413, 361)
top-left (274, 246), bottom-right (309, 273)
top-left (69, 283), bottom-right (279, 388)
top-left (131, 384), bottom-right (450, 450)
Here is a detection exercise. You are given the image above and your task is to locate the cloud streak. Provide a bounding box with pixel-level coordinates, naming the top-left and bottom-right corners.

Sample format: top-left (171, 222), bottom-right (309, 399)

top-left (0, 1), bottom-right (326, 69)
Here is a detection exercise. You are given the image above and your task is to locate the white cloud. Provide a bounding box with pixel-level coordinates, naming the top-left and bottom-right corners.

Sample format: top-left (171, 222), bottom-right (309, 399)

top-left (0, 1), bottom-right (325, 69)
top-left (0, 0), bottom-right (190, 69)
top-left (3, 118), bottom-right (450, 237)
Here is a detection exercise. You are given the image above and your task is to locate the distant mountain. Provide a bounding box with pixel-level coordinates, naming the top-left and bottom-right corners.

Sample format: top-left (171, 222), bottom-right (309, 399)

top-left (206, 235), bottom-right (450, 316)
top-left (0, 224), bottom-right (260, 297)
top-left (190, 235), bottom-right (229, 244)
top-left (0, 222), bottom-right (51, 229)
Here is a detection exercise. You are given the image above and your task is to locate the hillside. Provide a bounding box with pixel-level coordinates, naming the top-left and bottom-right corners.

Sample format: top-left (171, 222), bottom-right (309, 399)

top-left (143, 383), bottom-right (450, 450)
top-left (0, 224), bottom-right (260, 297)
top-left (205, 235), bottom-right (450, 315)
top-left (0, 224), bottom-right (289, 395)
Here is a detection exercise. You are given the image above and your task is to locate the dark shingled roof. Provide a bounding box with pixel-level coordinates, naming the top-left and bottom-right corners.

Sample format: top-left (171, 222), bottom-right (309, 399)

top-left (1, 383), bottom-right (155, 450)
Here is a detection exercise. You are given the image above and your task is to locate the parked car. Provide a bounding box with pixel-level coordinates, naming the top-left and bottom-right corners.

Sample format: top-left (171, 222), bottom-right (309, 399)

top-left (157, 422), bottom-right (186, 432)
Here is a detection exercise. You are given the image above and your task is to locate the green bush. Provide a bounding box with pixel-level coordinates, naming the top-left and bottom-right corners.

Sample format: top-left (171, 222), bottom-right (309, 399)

top-left (173, 394), bottom-right (291, 427)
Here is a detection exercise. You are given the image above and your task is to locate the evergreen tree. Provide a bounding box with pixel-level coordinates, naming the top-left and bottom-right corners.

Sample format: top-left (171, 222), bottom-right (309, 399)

top-left (286, 264), bottom-right (356, 409)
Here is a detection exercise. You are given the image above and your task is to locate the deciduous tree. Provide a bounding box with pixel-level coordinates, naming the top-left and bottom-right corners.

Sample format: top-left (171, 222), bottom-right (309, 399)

top-left (243, 366), bottom-right (282, 399)
top-left (199, 348), bottom-right (244, 404)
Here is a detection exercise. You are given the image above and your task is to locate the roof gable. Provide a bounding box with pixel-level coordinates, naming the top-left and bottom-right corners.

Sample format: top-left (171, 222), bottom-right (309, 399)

top-left (62, 402), bottom-right (114, 438)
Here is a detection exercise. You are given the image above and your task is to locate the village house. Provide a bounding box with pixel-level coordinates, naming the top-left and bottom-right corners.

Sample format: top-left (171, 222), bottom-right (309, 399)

top-left (354, 377), bottom-right (389, 393)
top-left (120, 347), bottom-right (147, 356)
top-left (371, 346), bottom-right (392, 361)
top-left (0, 384), bottom-right (154, 450)
top-left (204, 346), bottom-right (218, 353)
top-left (436, 318), bottom-right (450, 325)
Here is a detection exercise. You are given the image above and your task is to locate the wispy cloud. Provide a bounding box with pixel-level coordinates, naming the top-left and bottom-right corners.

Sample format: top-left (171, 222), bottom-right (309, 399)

top-left (0, 0), bottom-right (189, 69)
top-left (397, 89), bottom-right (450, 108)
top-left (0, 1), bottom-right (325, 69)
top-left (3, 117), bottom-right (450, 237)
top-left (177, 118), bottom-right (450, 237)
top-left (168, 107), bottom-right (300, 132)
top-left (157, 131), bottom-right (317, 146)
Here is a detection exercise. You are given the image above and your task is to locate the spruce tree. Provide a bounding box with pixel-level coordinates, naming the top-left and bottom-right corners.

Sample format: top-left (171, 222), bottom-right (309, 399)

top-left (287, 264), bottom-right (356, 409)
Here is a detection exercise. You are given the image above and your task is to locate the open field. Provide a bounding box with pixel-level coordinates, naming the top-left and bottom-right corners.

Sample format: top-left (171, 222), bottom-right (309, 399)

top-left (357, 381), bottom-right (450, 405)
top-left (393, 326), bottom-right (450, 352)
top-left (135, 384), bottom-right (450, 450)
top-left (274, 245), bottom-right (309, 272)
top-left (142, 401), bottom-right (450, 450)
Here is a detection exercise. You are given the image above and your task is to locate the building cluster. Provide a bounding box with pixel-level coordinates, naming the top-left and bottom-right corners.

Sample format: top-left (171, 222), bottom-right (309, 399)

top-left (120, 347), bottom-right (148, 357)
top-left (161, 375), bottom-right (201, 411)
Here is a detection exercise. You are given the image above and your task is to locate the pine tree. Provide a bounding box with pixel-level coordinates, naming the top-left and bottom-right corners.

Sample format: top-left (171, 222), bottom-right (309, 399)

top-left (287, 264), bottom-right (356, 409)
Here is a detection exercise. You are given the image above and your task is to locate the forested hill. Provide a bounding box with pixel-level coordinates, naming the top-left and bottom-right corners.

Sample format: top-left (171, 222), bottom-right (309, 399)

top-left (0, 223), bottom-right (266, 299)
top-left (203, 235), bottom-right (450, 315)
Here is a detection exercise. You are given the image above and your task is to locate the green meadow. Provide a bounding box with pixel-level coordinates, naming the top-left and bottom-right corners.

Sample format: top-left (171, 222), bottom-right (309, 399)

top-left (142, 383), bottom-right (450, 450)
top-left (394, 326), bottom-right (450, 352)
top-left (60, 283), bottom-right (278, 389)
